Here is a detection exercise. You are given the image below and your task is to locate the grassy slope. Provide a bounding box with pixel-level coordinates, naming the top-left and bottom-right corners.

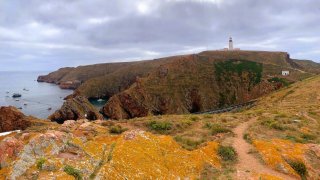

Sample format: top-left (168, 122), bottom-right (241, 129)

top-left (76, 56), bottom-right (179, 98)
top-left (247, 75), bottom-right (320, 144)
top-left (292, 59), bottom-right (320, 74)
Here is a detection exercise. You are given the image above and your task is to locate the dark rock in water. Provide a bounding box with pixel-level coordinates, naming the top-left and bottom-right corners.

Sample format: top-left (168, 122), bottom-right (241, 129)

top-left (47, 107), bottom-right (52, 111)
top-left (49, 96), bottom-right (103, 124)
top-left (12, 93), bottom-right (22, 98)
top-left (17, 107), bottom-right (22, 110)
top-left (0, 106), bottom-right (30, 133)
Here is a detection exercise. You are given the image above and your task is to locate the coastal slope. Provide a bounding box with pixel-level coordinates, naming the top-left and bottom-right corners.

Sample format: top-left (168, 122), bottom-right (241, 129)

top-left (40, 50), bottom-right (319, 121)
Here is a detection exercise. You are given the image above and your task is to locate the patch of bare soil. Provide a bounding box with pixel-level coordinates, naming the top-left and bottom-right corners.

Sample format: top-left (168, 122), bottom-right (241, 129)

top-left (232, 118), bottom-right (297, 180)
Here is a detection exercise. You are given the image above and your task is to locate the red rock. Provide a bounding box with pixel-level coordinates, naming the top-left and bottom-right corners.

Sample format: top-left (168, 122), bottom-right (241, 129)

top-left (0, 137), bottom-right (23, 166)
top-left (0, 106), bottom-right (32, 133)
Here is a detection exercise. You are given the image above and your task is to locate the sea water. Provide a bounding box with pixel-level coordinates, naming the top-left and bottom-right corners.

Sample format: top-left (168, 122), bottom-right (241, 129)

top-left (0, 71), bottom-right (73, 119)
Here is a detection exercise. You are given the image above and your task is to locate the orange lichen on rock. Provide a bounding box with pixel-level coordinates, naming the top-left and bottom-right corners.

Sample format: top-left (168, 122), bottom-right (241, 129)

top-left (254, 173), bottom-right (284, 180)
top-left (97, 130), bottom-right (220, 179)
top-left (253, 139), bottom-right (306, 177)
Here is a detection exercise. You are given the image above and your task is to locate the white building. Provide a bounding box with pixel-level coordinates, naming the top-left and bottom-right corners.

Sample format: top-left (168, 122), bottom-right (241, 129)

top-left (222, 37), bottom-right (240, 51)
top-left (282, 71), bottom-right (290, 76)
top-left (229, 37), bottom-right (233, 50)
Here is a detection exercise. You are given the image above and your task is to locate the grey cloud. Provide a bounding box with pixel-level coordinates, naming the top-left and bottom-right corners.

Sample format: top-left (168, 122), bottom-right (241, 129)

top-left (0, 0), bottom-right (319, 71)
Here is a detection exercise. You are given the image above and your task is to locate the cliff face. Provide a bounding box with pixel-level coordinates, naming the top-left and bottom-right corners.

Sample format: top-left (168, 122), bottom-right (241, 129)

top-left (102, 55), bottom-right (281, 119)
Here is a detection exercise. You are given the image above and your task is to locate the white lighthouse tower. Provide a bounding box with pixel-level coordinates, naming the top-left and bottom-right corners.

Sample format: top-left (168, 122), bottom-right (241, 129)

top-left (229, 37), bottom-right (233, 50)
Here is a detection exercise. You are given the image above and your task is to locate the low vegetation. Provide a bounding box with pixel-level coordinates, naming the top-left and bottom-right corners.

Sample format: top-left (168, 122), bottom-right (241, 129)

top-left (287, 160), bottom-right (307, 179)
top-left (36, 158), bottom-right (46, 170)
top-left (204, 122), bottom-right (232, 135)
top-left (268, 77), bottom-right (290, 86)
top-left (63, 165), bottom-right (83, 180)
top-left (174, 136), bottom-right (205, 150)
top-left (217, 145), bottom-right (237, 162)
top-left (109, 125), bottom-right (128, 134)
top-left (147, 120), bottom-right (173, 133)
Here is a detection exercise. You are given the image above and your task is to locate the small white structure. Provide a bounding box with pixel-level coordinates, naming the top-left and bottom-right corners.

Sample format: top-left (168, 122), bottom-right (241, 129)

top-left (282, 71), bottom-right (290, 76)
top-left (229, 37), bottom-right (233, 50)
top-left (222, 37), bottom-right (240, 51)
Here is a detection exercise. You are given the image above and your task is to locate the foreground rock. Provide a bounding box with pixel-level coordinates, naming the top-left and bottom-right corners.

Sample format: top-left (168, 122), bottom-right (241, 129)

top-left (0, 120), bottom-right (221, 179)
top-left (49, 96), bottom-right (103, 123)
top-left (0, 106), bottom-right (32, 133)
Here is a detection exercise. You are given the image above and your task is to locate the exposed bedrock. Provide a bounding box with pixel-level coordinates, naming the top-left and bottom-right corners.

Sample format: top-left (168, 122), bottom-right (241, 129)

top-left (49, 96), bottom-right (103, 124)
top-left (0, 106), bottom-right (32, 133)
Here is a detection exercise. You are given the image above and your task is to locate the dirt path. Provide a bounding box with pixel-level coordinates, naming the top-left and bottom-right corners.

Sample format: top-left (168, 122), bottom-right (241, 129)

top-left (233, 118), bottom-right (296, 180)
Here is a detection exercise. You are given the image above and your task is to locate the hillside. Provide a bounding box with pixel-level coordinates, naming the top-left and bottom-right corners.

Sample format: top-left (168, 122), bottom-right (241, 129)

top-left (40, 50), bottom-right (319, 121)
top-left (1, 75), bottom-right (319, 179)
top-left (37, 62), bottom-right (140, 89)
top-left (292, 59), bottom-right (320, 74)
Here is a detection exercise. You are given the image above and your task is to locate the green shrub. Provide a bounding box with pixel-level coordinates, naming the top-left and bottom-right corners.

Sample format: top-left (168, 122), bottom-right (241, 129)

top-left (148, 121), bottom-right (172, 132)
top-left (268, 77), bottom-right (290, 86)
top-left (190, 116), bottom-right (200, 121)
top-left (109, 125), bottom-right (128, 134)
top-left (36, 157), bottom-right (46, 170)
top-left (287, 160), bottom-right (307, 178)
top-left (107, 143), bottom-right (116, 162)
top-left (261, 119), bottom-right (286, 131)
top-left (301, 133), bottom-right (316, 141)
top-left (210, 124), bottom-right (231, 135)
top-left (203, 114), bottom-right (213, 119)
top-left (243, 133), bottom-right (252, 143)
top-left (218, 145), bottom-right (237, 161)
top-left (174, 136), bottom-right (204, 150)
top-left (64, 165), bottom-right (82, 180)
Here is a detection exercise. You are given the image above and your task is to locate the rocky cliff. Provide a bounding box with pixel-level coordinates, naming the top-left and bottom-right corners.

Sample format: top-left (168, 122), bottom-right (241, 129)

top-left (42, 50), bottom-right (319, 121)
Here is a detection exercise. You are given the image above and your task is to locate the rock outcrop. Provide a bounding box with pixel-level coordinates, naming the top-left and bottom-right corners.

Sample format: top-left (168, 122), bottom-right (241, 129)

top-left (49, 96), bottom-right (103, 123)
top-left (0, 121), bottom-right (221, 179)
top-left (0, 106), bottom-right (32, 133)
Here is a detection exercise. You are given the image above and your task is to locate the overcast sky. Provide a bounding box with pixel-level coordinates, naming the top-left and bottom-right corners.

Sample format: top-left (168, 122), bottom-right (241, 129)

top-left (0, 0), bottom-right (319, 71)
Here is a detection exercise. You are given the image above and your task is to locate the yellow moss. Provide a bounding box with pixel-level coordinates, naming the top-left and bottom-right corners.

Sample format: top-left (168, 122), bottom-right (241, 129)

top-left (255, 173), bottom-right (284, 180)
top-left (81, 135), bottom-right (119, 160)
top-left (98, 131), bottom-right (220, 179)
top-left (0, 167), bottom-right (10, 180)
top-left (253, 139), bottom-right (306, 177)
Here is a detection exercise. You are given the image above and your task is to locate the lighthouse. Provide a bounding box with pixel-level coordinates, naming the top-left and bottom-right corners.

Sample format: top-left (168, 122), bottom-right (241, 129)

top-left (229, 37), bottom-right (233, 50)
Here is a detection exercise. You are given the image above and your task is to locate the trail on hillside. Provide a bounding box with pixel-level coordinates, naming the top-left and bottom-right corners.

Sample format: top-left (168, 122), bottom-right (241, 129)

top-left (232, 118), bottom-right (296, 180)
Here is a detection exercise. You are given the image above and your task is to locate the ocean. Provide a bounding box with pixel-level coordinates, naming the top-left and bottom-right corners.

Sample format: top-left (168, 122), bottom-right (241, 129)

top-left (0, 71), bottom-right (73, 119)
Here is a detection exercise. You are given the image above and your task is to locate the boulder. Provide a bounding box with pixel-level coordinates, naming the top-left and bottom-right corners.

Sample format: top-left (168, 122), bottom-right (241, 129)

top-left (0, 106), bottom-right (32, 133)
top-left (49, 96), bottom-right (103, 124)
